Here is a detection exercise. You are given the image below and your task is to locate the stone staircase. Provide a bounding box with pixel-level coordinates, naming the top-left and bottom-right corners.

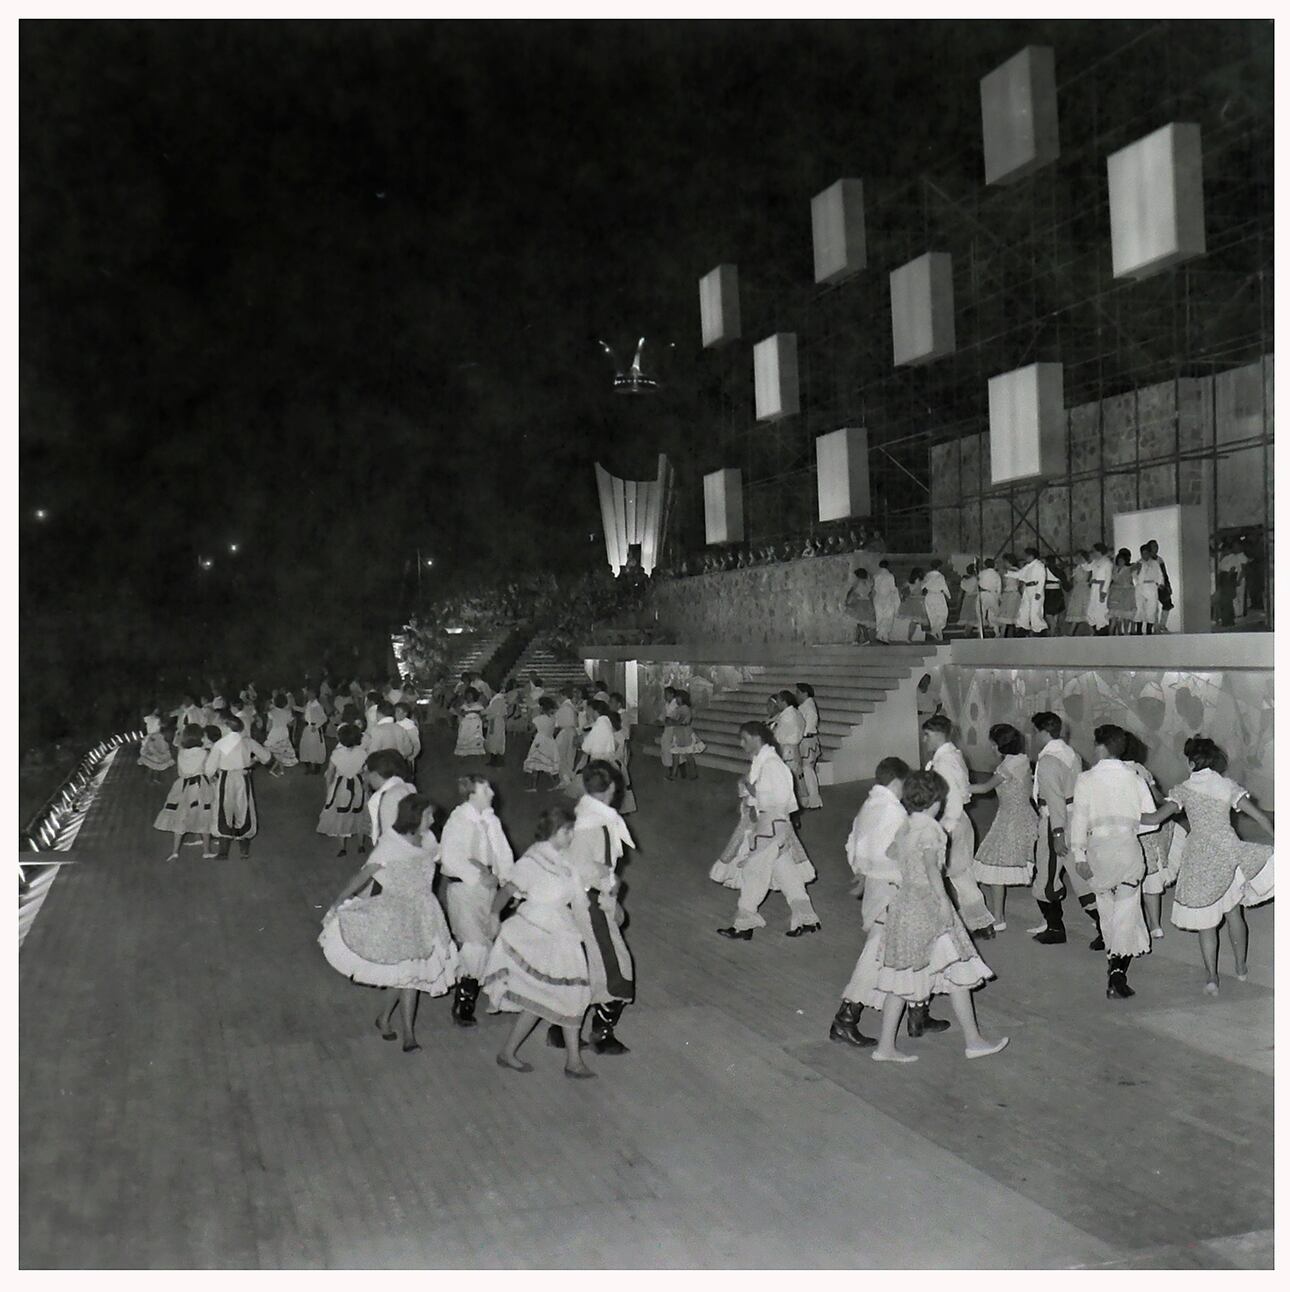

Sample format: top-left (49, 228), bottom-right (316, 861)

top-left (511, 637), bottom-right (593, 693)
top-left (647, 642), bottom-right (945, 782)
top-left (446, 632), bottom-right (512, 679)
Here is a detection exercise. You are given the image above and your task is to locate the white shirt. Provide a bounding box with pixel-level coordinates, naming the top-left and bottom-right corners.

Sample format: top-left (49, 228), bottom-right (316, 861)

top-left (872, 568), bottom-right (900, 603)
top-left (926, 741), bottom-right (970, 831)
top-left (365, 717), bottom-right (414, 761)
top-left (845, 783), bottom-right (907, 881)
top-left (582, 714), bottom-right (618, 760)
top-left (1086, 555), bottom-right (1114, 600)
top-left (798, 697), bottom-right (820, 739)
top-left (749, 744), bottom-right (798, 816)
top-left (367, 775), bottom-right (413, 844)
top-left (978, 568), bottom-right (1002, 595)
top-left (922, 569), bottom-right (950, 599)
top-left (396, 716), bottom-right (422, 759)
top-left (1134, 557), bottom-right (1164, 587)
top-left (439, 801), bottom-right (515, 887)
top-left (772, 705), bottom-right (805, 748)
top-left (1069, 759), bottom-right (1155, 888)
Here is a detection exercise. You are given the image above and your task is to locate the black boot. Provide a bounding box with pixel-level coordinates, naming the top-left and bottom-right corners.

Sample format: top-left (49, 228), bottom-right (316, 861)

top-left (1081, 895), bottom-right (1105, 950)
top-left (591, 1000), bottom-right (629, 1055)
top-left (906, 1001), bottom-right (952, 1037)
top-left (1032, 899), bottom-right (1067, 945)
top-left (451, 977), bottom-right (480, 1027)
top-left (829, 1000), bottom-right (876, 1048)
top-left (1106, 954), bottom-right (1135, 999)
top-left (546, 1024), bottom-right (567, 1049)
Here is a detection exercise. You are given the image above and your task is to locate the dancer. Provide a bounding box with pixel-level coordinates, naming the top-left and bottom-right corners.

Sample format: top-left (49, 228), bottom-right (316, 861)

top-left (659, 686), bottom-right (681, 778)
top-left (317, 723), bottom-right (369, 857)
top-left (1107, 550), bottom-right (1136, 634)
top-left (712, 722), bottom-right (820, 940)
top-left (1065, 552), bottom-right (1091, 635)
top-left (1083, 544), bottom-right (1114, 635)
top-left (319, 794), bottom-right (458, 1053)
top-left (898, 568), bottom-right (930, 641)
top-left (921, 559), bottom-right (951, 641)
top-left (557, 762), bottom-right (636, 1054)
top-left (394, 702), bottom-right (422, 777)
top-left (769, 691), bottom-right (805, 821)
top-left (484, 806), bottom-right (597, 1077)
top-left (205, 715), bottom-right (271, 859)
top-left (484, 686), bottom-right (508, 766)
top-left (968, 723), bottom-right (1038, 930)
top-left (299, 688), bottom-right (328, 774)
top-left (153, 724), bottom-right (213, 860)
top-left (439, 775), bottom-right (515, 1028)
top-left (1145, 736), bottom-right (1274, 994)
top-left (523, 695), bottom-right (561, 790)
top-left (171, 693), bottom-right (204, 748)
top-left (607, 693), bottom-right (637, 815)
top-left (1028, 711), bottom-right (1101, 946)
top-left (795, 682), bottom-right (824, 811)
top-left (452, 688), bottom-right (487, 760)
top-left (977, 559), bottom-right (1002, 637)
top-left (957, 564), bottom-right (981, 637)
top-left (845, 567), bottom-right (875, 644)
top-left (668, 689), bottom-right (703, 780)
top-left (831, 757), bottom-right (950, 1046)
top-left (1068, 725), bottom-right (1156, 999)
top-left (1008, 547), bottom-right (1049, 635)
top-left (1043, 558), bottom-right (1068, 635)
top-left (920, 715), bottom-right (995, 938)
top-left (872, 559), bottom-right (901, 644)
top-left (1132, 543), bottom-right (1165, 635)
top-left (870, 770), bottom-right (1008, 1063)
top-left (366, 700), bottom-right (416, 762)
top-left (365, 750), bottom-right (414, 847)
top-left (264, 692), bottom-right (300, 775)
top-left (997, 555), bottom-right (1021, 636)
top-left (138, 707), bottom-right (175, 783)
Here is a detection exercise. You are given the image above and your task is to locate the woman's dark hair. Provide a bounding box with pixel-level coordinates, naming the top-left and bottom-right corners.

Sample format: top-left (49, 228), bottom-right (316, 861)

top-left (1093, 724), bottom-right (1128, 759)
top-left (795, 682), bottom-right (815, 698)
top-left (878, 559), bottom-right (889, 570)
top-left (224, 715), bottom-right (245, 733)
top-left (909, 566), bottom-right (925, 582)
top-left (609, 691), bottom-right (625, 706)
top-left (775, 690), bottom-right (798, 708)
top-left (1122, 731), bottom-right (1149, 766)
top-left (393, 794), bottom-right (430, 837)
top-left (590, 698), bottom-right (611, 717)
top-left (337, 723), bottom-right (362, 748)
top-left (1024, 546), bottom-right (1040, 560)
top-left (273, 692), bottom-right (287, 708)
top-left (534, 805), bottom-right (576, 841)
top-left (902, 769), bottom-right (948, 813)
top-left (1116, 548), bottom-right (1131, 565)
top-left (582, 761), bottom-right (619, 795)
top-left (463, 687), bottom-right (480, 704)
top-left (538, 696), bottom-right (558, 714)
top-left (1183, 735), bottom-right (1228, 774)
top-left (366, 749), bottom-right (409, 780)
top-left (989, 723), bottom-right (1025, 756)
top-left (457, 773), bottom-right (490, 799)
top-left (921, 714), bottom-right (953, 737)
top-left (738, 720), bottom-right (776, 750)
top-left (675, 689), bottom-right (692, 707)
top-left (853, 567), bottom-right (869, 579)
top-left (180, 723), bottom-right (205, 750)
top-left (606, 710), bottom-right (622, 732)
top-left (203, 724), bottom-right (222, 742)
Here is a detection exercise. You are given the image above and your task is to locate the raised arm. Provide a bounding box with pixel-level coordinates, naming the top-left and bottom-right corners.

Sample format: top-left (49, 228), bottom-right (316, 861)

top-left (1235, 794), bottom-right (1275, 839)
top-left (968, 773), bottom-right (1004, 796)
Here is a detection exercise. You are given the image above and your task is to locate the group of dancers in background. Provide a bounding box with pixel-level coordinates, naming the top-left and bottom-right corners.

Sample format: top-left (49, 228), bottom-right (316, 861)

top-left (844, 539), bottom-right (1175, 644)
top-left (137, 664), bottom-right (1274, 1075)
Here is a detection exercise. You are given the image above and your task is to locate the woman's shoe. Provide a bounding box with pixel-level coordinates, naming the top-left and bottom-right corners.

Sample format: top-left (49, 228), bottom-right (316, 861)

top-left (992, 921), bottom-right (1007, 932)
top-left (165, 852), bottom-right (180, 862)
top-left (375, 1018), bottom-right (397, 1041)
top-left (717, 927), bottom-right (753, 940)
top-left (965, 1036), bottom-right (1010, 1059)
top-left (495, 1054), bottom-right (533, 1073)
top-left (402, 1039), bottom-right (422, 1054)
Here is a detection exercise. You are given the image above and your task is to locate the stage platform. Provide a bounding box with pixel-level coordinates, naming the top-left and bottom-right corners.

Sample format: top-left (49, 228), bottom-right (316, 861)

top-left (20, 730), bottom-right (1274, 1268)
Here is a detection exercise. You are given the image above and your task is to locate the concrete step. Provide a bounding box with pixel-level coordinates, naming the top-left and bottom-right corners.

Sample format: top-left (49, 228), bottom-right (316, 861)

top-left (695, 713), bottom-right (861, 739)
top-left (709, 685), bottom-right (890, 707)
top-left (753, 665), bottom-right (912, 682)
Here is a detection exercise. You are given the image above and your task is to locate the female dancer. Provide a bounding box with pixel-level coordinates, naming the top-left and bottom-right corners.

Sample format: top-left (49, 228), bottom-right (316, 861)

top-left (1106, 550), bottom-right (1137, 635)
top-left (968, 723), bottom-right (1039, 930)
top-left (484, 806), bottom-right (597, 1077)
top-left (997, 555), bottom-right (1022, 637)
top-left (299, 687), bottom-right (328, 773)
top-left (607, 694), bottom-right (637, 815)
top-left (1065, 552), bottom-right (1091, 635)
top-left (523, 696), bottom-right (562, 791)
top-left (153, 724), bottom-right (213, 860)
top-left (659, 686), bottom-right (680, 778)
top-left (138, 706), bottom-right (175, 783)
top-left (319, 794), bottom-right (458, 1053)
top-left (1144, 736), bottom-right (1274, 993)
top-left (1123, 732), bottom-right (1175, 939)
top-left (871, 770), bottom-right (1008, 1063)
top-left (668, 689), bottom-right (703, 780)
top-left (264, 692), bottom-right (300, 776)
top-left (317, 723), bottom-right (370, 857)
top-left (454, 687), bottom-right (488, 759)
top-left (845, 567), bottom-right (876, 644)
top-left (957, 565), bottom-right (981, 637)
top-left (484, 686), bottom-right (508, 766)
top-left (711, 722), bottom-right (820, 939)
top-left (899, 568), bottom-right (930, 641)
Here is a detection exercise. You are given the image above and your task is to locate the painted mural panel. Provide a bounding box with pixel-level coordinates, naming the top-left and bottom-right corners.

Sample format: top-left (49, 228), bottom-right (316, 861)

top-left (1070, 477), bottom-right (1103, 550)
top-left (1101, 392), bottom-right (1138, 467)
top-left (937, 664), bottom-right (1274, 808)
top-left (1069, 402), bottom-right (1101, 475)
top-left (1138, 463), bottom-right (1178, 510)
top-left (1137, 380), bottom-right (1179, 461)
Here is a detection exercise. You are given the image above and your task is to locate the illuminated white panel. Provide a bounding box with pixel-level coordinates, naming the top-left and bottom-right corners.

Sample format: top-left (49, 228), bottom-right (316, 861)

top-left (1112, 503), bottom-right (1209, 632)
top-left (980, 46), bottom-right (1059, 186)
top-left (816, 427), bottom-right (870, 522)
top-left (988, 362), bottom-right (1065, 485)
top-left (890, 252), bottom-right (956, 367)
top-left (1107, 123), bottom-right (1206, 280)
top-left (699, 264), bottom-right (741, 348)
top-left (704, 468), bottom-right (744, 545)
top-left (595, 457), bottom-right (673, 576)
top-left (753, 333), bottom-right (799, 422)
top-left (811, 179), bottom-right (866, 284)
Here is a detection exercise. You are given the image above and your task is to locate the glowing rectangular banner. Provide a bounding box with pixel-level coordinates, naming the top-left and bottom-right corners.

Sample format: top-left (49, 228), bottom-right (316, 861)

top-left (704, 468), bottom-right (744, 544)
top-left (890, 252), bottom-right (956, 367)
top-left (699, 264), bottom-right (741, 348)
top-left (594, 455), bottom-right (674, 576)
top-left (980, 46), bottom-right (1059, 186)
top-left (753, 333), bottom-right (799, 422)
top-left (1112, 503), bottom-right (1209, 632)
top-left (816, 427), bottom-right (870, 522)
top-left (988, 362), bottom-right (1065, 485)
top-left (811, 179), bottom-right (866, 284)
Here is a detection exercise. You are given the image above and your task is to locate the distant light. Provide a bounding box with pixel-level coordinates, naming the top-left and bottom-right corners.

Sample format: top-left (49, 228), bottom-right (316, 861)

top-left (445, 626), bottom-right (465, 635)
top-left (33, 508), bottom-right (48, 520)
top-left (199, 557), bottom-right (214, 570)
top-left (229, 542), bottom-right (239, 554)
top-left (425, 558), bottom-right (434, 567)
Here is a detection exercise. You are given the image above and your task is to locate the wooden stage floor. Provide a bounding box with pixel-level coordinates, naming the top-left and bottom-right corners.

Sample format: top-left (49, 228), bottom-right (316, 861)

top-left (20, 729), bottom-right (1274, 1269)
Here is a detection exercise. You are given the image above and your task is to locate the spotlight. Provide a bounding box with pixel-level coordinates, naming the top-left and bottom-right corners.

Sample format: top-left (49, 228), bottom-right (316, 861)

top-left (425, 558), bottom-right (434, 567)
top-left (33, 508), bottom-right (48, 520)
top-left (229, 542), bottom-right (240, 554)
top-left (199, 557), bottom-right (214, 570)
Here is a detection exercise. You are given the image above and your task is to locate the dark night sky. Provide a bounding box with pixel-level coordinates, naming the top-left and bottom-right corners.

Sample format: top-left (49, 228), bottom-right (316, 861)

top-left (19, 19), bottom-right (1160, 715)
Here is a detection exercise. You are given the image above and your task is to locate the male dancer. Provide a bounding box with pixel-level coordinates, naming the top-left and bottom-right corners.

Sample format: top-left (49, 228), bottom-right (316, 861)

top-left (549, 761), bottom-right (636, 1055)
top-left (1068, 725), bottom-right (1155, 998)
top-left (1028, 712), bottom-right (1102, 948)
top-left (921, 716), bottom-right (995, 938)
